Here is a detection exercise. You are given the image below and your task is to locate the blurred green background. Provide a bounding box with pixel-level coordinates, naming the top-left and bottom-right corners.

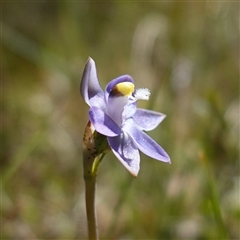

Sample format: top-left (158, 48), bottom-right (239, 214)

top-left (2, 1), bottom-right (239, 239)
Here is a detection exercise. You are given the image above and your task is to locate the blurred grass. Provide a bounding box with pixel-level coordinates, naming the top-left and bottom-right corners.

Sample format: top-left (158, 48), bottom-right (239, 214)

top-left (2, 1), bottom-right (239, 239)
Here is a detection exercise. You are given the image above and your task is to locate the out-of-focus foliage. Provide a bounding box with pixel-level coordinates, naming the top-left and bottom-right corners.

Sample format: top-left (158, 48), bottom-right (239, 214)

top-left (2, 2), bottom-right (239, 239)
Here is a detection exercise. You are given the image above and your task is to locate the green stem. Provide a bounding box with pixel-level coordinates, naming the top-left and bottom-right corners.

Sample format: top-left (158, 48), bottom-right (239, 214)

top-left (84, 173), bottom-right (98, 240)
top-left (82, 121), bottom-right (108, 240)
top-left (83, 153), bottom-right (105, 240)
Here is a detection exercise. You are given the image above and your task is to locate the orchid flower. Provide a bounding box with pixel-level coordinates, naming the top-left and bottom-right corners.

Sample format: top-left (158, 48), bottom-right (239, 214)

top-left (81, 57), bottom-right (170, 177)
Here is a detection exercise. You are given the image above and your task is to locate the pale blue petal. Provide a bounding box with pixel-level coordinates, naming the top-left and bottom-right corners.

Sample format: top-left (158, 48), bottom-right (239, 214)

top-left (80, 57), bottom-right (104, 106)
top-left (89, 107), bottom-right (121, 137)
top-left (108, 133), bottom-right (140, 177)
top-left (132, 108), bottom-right (166, 131)
top-left (123, 102), bottom-right (137, 120)
top-left (89, 94), bottom-right (106, 110)
top-left (106, 95), bottom-right (129, 126)
top-left (123, 119), bottom-right (171, 163)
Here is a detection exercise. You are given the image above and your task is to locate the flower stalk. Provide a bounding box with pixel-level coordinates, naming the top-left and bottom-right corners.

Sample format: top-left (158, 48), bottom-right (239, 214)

top-left (82, 121), bottom-right (109, 240)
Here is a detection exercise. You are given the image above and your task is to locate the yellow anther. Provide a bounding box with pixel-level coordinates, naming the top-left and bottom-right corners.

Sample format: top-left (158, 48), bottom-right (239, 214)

top-left (115, 82), bottom-right (134, 96)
